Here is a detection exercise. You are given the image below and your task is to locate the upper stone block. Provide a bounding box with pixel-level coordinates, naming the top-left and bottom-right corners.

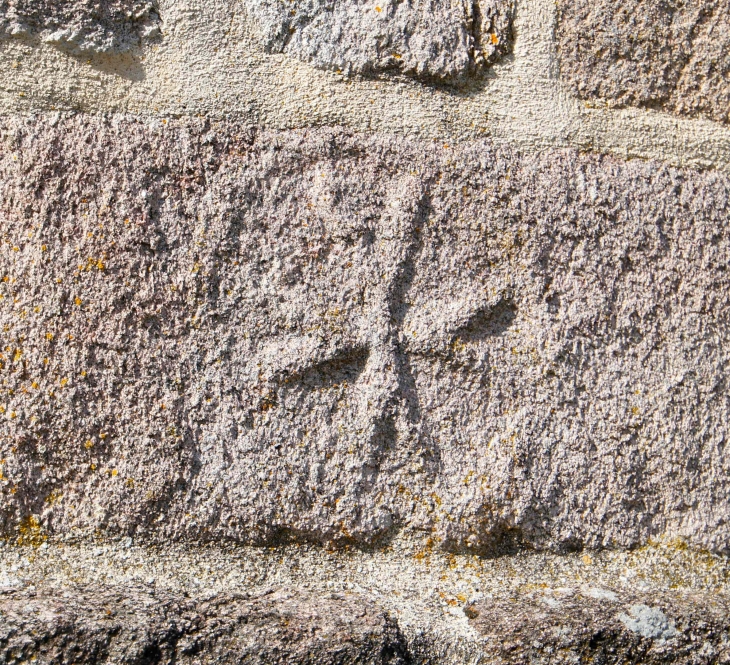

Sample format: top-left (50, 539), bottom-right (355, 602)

top-left (557, 0), bottom-right (730, 124)
top-left (0, 0), bottom-right (161, 54)
top-left (244, 0), bottom-right (513, 84)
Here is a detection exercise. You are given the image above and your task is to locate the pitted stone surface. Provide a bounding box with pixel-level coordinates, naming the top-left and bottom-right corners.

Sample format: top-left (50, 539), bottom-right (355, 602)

top-left (1, 117), bottom-right (730, 553)
top-left (467, 588), bottom-right (730, 664)
top-left (244, 0), bottom-right (513, 83)
top-left (557, 0), bottom-right (730, 125)
top-left (0, 0), bottom-right (160, 54)
top-left (0, 585), bottom-right (409, 664)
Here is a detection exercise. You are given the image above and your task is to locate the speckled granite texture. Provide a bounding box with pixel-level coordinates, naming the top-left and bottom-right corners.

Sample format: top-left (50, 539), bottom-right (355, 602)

top-left (0, 0), bottom-right (160, 54)
top-left (557, 0), bottom-right (730, 124)
top-left (244, 0), bottom-right (513, 84)
top-left (1, 116), bottom-right (729, 555)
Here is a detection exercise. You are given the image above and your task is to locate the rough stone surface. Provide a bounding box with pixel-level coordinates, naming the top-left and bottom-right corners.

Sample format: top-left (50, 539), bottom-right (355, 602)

top-left (1, 0), bottom-right (730, 658)
top-left (0, 585), bottom-right (408, 664)
top-left (1, 116), bottom-right (730, 555)
top-left (557, 0), bottom-right (730, 125)
top-left (0, 0), bottom-right (161, 54)
top-left (468, 588), bottom-right (730, 664)
top-left (244, 0), bottom-right (513, 84)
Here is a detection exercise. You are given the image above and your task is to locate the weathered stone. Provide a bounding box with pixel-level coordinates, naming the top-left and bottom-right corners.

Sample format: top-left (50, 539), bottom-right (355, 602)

top-left (467, 587), bottom-right (730, 664)
top-left (244, 0), bottom-right (513, 84)
top-left (1, 116), bottom-right (729, 554)
top-left (557, 0), bottom-right (730, 124)
top-left (0, 585), bottom-right (408, 664)
top-left (0, 0), bottom-right (161, 54)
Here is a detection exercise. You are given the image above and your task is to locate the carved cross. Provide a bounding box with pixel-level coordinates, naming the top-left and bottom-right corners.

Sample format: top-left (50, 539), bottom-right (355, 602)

top-left (242, 181), bottom-right (516, 462)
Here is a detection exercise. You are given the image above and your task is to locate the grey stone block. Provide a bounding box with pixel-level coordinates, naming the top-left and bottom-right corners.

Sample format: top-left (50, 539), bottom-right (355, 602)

top-left (0, 0), bottom-right (161, 54)
top-left (244, 0), bottom-right (513, 84)
top-left (467, 588), bottom-right (730, 664)
top-left (557, 0), bottom-right (730, 124)
top-left (0, 586), bottom-right (408, 664)
top-left (1, 117), bottom-right (729, 554)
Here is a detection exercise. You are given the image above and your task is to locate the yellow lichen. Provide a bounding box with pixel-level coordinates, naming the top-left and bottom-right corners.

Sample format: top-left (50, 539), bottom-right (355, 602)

top-left (16, 515), bottom-right (46, 547)
top-left (45, 490), bottom-right (63, 505)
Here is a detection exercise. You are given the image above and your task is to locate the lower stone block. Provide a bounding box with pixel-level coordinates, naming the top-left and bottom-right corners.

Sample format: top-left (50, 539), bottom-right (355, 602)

top-left (468, 588), bottom-right (730, 664)
top-left (0, 586), bottom-right (408, 664)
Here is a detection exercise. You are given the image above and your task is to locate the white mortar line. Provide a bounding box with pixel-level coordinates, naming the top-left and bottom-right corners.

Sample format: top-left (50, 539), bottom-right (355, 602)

top-left (1, 0), bottom-right (729, 173)
top-left (1, 536), bottom-right (728, 664)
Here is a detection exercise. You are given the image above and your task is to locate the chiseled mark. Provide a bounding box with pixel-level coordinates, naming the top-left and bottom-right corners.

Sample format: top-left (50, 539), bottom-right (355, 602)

top-left (243, 188), bottom-right (517, 457)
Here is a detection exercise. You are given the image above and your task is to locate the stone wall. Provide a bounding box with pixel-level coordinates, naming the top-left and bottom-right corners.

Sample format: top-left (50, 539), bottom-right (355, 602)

top-left (0, 0), bottom-right (729, 663)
